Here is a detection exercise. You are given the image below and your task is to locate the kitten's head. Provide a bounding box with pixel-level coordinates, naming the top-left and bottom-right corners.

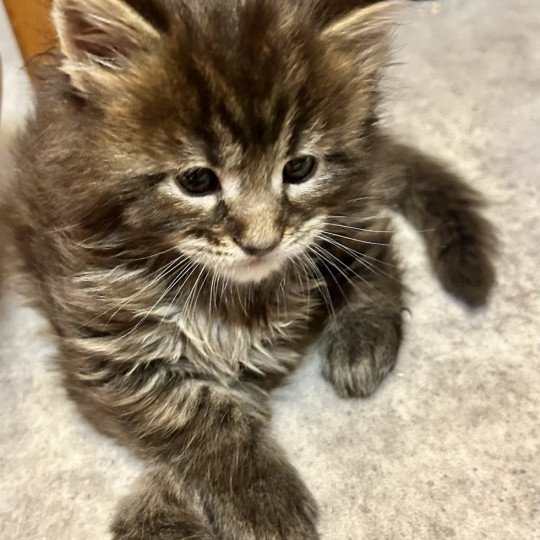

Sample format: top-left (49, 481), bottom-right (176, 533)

top-left (52, 0), bottom-right (398, 283)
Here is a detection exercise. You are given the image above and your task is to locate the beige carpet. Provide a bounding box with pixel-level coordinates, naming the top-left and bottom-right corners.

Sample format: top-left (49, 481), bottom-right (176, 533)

top-left (1, 1), bottom-right (539, 538)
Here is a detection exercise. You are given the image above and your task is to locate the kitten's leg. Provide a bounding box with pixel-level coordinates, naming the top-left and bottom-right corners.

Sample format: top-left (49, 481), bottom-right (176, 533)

top-left (382, 140), bottom-right (497, 307)
top-left (67, 369), bottom-right (318, 539)
top-left (319, 228), bottom-right (404, 398)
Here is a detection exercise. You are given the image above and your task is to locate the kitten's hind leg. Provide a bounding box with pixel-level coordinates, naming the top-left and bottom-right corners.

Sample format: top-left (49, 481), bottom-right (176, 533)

top-left (320, 230), bottom-right (404, 398)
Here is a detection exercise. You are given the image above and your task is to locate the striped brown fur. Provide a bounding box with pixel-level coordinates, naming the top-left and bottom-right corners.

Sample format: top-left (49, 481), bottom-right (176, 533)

top-left (2, 0), bottom-right (496, 537)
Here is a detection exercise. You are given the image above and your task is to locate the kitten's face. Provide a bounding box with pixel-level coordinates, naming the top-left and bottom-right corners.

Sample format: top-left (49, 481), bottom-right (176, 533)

top-left (53, 0), bottom-right (393, 282)
top-left (154, 155), bottom-right (330, 284)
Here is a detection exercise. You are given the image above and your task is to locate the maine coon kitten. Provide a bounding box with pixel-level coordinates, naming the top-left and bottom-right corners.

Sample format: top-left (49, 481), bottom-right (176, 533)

top-left (4, 0), bottom-right (496, 538)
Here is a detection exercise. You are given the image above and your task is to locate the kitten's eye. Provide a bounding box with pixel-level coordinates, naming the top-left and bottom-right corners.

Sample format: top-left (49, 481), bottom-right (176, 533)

top-left (283, 156), bottom-right (317, 184)
top-left (176, 167), bottom-right (220, 196)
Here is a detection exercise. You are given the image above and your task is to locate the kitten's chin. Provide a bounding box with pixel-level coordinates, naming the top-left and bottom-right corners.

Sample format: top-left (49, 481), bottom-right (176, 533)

top-left (220, 255), bottom-right (285, 283)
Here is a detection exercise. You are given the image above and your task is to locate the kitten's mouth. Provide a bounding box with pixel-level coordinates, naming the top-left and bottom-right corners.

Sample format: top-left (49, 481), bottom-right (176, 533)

top-left (223, 253), bottom-right (285, 283)
top-left (238, 255), bottom-right (272, 267)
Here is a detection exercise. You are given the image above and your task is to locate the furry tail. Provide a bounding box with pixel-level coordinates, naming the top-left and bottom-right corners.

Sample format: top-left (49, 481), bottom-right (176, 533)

top-left (388, 142), bottom-right (497, 307)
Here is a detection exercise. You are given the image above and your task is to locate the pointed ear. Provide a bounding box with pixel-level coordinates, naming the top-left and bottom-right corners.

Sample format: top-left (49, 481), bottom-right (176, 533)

top-left (52, 0), bottom-right (161, 90)
top-left (321, 1), bottom-right (402, 78)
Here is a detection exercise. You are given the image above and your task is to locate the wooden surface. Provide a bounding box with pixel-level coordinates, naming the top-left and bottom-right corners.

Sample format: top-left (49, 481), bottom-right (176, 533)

top-left (3, 0), bottom-right (55, 61)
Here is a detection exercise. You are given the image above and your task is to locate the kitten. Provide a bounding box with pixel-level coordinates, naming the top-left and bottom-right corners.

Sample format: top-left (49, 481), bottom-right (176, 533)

top-left (3, 0), bottom-right (496, 538)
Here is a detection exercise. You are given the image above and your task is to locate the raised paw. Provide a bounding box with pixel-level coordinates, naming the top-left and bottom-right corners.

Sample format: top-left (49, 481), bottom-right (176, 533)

top-left (321, 309), bottom-right (402, 398)
top-left (435, 230), bottom-right (496, 308)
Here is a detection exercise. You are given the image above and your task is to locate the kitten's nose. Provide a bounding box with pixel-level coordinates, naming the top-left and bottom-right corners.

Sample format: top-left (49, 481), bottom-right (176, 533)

top-left (233, 237), bottom-right (279, 257)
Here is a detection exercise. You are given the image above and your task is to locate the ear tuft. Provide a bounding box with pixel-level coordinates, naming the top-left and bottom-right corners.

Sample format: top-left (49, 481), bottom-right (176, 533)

top-left (322, 1), bottom-right (403, 75)
top-left (52, 0), bottom-right (160, 70)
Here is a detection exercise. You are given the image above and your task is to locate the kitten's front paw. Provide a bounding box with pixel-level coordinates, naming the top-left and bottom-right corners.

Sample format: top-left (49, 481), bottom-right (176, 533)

top-left (112, 515), bottom-right (216, 540)
top-left (209, 450), bottom-right (319, 539)
top-left (111, 467), bottom-right (217, 540)
top-left (321, 310), bottom-right (402, 398)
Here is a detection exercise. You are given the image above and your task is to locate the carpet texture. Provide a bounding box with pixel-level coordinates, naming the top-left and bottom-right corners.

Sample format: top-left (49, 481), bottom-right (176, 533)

top-left (1, 1), bottom-right (539, 538)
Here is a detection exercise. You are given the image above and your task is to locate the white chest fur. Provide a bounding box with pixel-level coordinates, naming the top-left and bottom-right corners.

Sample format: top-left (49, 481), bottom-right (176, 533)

top-left (165, 279), bottom-right (319, 382)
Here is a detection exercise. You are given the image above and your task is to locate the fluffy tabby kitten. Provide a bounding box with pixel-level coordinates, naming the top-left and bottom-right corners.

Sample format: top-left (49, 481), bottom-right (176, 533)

top-left (4, 0), bottom-right (496, 538)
